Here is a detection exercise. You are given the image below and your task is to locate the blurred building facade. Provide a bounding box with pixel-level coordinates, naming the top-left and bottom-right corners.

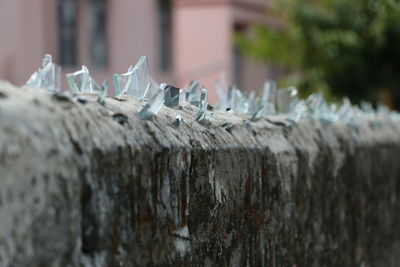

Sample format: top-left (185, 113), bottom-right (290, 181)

top-left (0, 0), bottom-right (277, 101)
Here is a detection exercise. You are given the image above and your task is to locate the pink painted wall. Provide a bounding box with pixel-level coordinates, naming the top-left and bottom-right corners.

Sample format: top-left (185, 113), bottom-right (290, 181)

top-left (173, 4), bottom-right (233, 102)
top-left (0, 0), bottom-right (56, 86)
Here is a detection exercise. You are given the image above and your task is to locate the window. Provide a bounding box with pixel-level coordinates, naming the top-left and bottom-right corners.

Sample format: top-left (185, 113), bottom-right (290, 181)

top-left (57, 0), bottom-right (77, 67)
top-left (158, 0), bottom-right (172, 72)
top-left (233, 45), bottom-right (243, 88)
top-left (88, 0), bottom-right (108, 68)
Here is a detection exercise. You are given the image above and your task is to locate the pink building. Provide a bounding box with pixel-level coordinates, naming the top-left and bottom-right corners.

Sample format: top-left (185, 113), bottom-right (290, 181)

top-left (0, 0), bottom-right (276, 102)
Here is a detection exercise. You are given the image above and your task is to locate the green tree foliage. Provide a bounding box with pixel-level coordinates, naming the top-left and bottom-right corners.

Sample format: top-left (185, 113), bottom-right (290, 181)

top-left (236, 0), bottom-right (400, 106)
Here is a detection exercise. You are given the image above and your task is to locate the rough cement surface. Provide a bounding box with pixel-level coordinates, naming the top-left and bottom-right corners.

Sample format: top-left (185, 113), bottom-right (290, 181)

top-left (0, 81), bottom-right (400, 266)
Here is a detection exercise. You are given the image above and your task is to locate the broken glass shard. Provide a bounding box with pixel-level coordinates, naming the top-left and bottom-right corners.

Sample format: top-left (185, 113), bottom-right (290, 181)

top-left (26, 54), bottom-right (61, 92)
top-left (228, 87), bottom-right (249, 114)
top-left (377, 103), bottom-right (390, 117)
top-left (318, 102), bottom-right (338, 123)
top-left (139, 85), bottom-right (165, 120)
top-left (336, 97), bottom-right (356, 124)
top-left (204, 112), bottom-right (214, 121)
top-left (226, 86), bottom-right (235, 111)
top-left (186, 80), bottom-right (201, 106)
top-left (66, 65), bottom-right (91, 94)
top-left (113, 56), bottom-right (158, 100)
top-left (360, 101), bottom-right (376, 120)
top-left (247, 91), bottom-right (257, 115)
top-left (251, 105), bottom-right (265, 122)
top-left (97, 81), bottom-right (109, 104)
top-left (288, 100), bottom-right (308, 122)
top-left (305, 93), bottom-right (323, 115)
top-left (66, 65), bottom-right (104, 95)
top-left (196, 88), bottom-right (208, 121)
top-left (214, 72), bottom-right (228, 110)
top-left (164, 84), bottom-right (180, 107)
top-left (277, 87), bottom-right (298, 113)
top-left (261, 80), bottom-right (277, 115)
top-left (178, 89), bottom-right (186, 107)
top-left (174, 115), bottom-right (183, 126)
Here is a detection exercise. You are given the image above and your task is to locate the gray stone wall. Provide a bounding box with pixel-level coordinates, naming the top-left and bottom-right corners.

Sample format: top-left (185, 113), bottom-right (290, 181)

top-left (0, 81), bottom-right (399, 266)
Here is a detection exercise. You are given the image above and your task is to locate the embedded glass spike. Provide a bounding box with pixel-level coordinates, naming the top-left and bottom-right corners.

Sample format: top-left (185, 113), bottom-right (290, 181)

top-left (196, 88), bottom-right (208, 121)
top-left (26, 54), bottom-right (60, 92)
top-left (261, 81), bottom-right (277, 115)
top-left (288, 100), bottom-right (308, 122)
top-left (164, 85), bottom-right (180, 107)
top-left (66, 65), bottom-right (104, 95)
top-left (113, 56), bottom-right (158, 100)
top-left (66, 65), bottom-right (90, 94)
top-left (247, 91), bottom-right (257, 115)
top-left (186, 80), bottom-right (201, 106)
top-left (277, 87), bottom-right (298, 113)
top-left (204, 112), bottom-right (214, 121)
top-left (377, 104), bottom-right (390, 117)
top-left (226, 86), bottom-right (235, 111)
top-left (336, 97), bottom-right (355, 123)
top-left (251, 105), bottom-right (265, 122)
top-left (305, 93), bottom-right (323, 114)
top-left (231, 87), bottom-right (249, 114)
top-left (178, 89), bottom-right (186, 107)
top-left (360, 101), bottom-right (376, 119)
top-left (97, 81), bottom-right (109, 104)
top-left (174, 115), bottom-right (183, 126)
top-left (139, 84), bottom-right (166, 120)
top-left (214, 72), bottom-right (228, 110)
top-left (319, 103), bottom-right (337, 123)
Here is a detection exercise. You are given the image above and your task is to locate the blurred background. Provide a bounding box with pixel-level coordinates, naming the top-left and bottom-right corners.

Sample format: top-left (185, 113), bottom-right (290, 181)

top-left (0, 0), bottom-right (275, 103)
top-left (1, 0), bottom-right (400, 108)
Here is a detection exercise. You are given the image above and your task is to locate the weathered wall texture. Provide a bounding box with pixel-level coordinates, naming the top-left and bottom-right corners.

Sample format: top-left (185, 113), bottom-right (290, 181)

top-left (0, 81), bottom-right (400, 266)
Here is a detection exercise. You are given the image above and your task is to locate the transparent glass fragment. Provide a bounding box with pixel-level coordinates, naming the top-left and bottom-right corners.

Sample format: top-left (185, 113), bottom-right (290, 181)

top-left (97, 81), bottom-right (109, 104)
top-left (196, 88), bottom-right (208, 121)
top-left (226, 86), bottom-right (235, 111)
top-left (138, 86), bottom-right (165, 120)
top-left (226, 86), bottom-right (249, 114)
top-left (247, 91), bottom-right (257, 115)
top-left (377, 103), bottom-right (390, 117)
top-left (204, 112), bottom-right (214, 121)
top-left (305, 93), bottom-right (323, 115)
top-left (288, 100), bottom-right (308, 122)
top-left (261, 80), bottom-right (277, 115)
top-left (232, 88), bottom-right (249, 114)
top-left (26, 54), bottom-right (61, 92)
top-left (359, 101), bottom-right (376, 120)
top-left (251, 105), bottom-right (265, 122)
top-left (214, 72), bottom-right (228, 111)
top-left (66, 65), bottom-right (103, 95)
top-left (186, 80), bottom-right (201, 106)
top-left (164, 84), bottom-right (180, 107)
top-left (336, 97), bottom-right (357, 125)
top-left (360, 101), bottom-right (374, 114)
top-left (113, 56), bottom-right (158, 100)
top-left (277, 87), bottom-right (298, 114)
top-left (174, 115), bottom-right (183, 126)
top-left (178, 89), bottom-right (186, 107)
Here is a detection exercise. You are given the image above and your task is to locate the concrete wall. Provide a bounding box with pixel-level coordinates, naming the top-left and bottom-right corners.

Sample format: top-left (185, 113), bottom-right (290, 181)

top-left (173, 4), bottom-right (233, 101)
top-left (0, 81), bottom-right (399, 266)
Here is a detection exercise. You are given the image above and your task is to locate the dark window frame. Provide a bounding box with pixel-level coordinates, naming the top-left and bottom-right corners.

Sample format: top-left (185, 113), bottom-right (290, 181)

top-left (158, 0), bottom-right (173, 72)
top-left (88, 0), bottom-right (108, 69)
top-left (57, 0), bottom-right (78, 67)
